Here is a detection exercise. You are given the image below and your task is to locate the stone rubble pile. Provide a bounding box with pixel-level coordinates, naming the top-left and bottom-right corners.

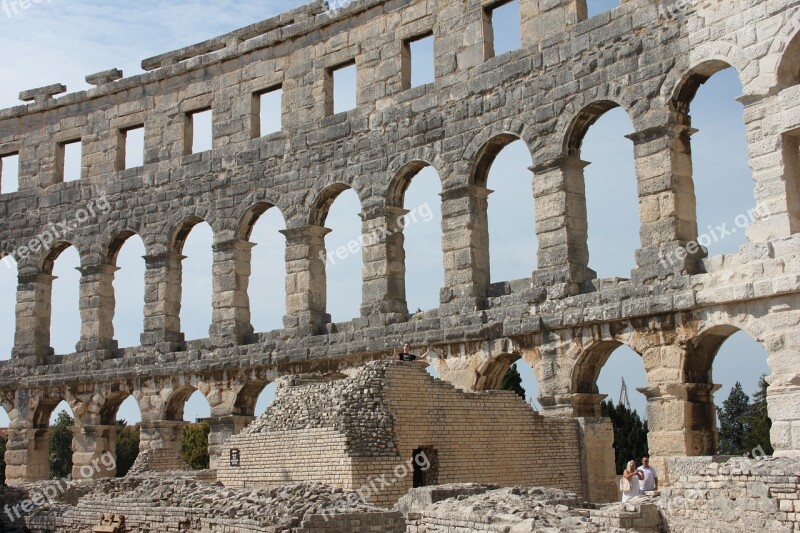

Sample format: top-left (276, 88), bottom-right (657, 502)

top-left (240, 362), bottom-right (399, 455)
top-left (405, 486), bottom-right (649, 532)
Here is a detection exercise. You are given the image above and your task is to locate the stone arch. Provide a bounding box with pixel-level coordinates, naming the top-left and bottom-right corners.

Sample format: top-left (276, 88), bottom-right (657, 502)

top-left (40, 241), bottom-right (80, 274)
top-left (106, 230), bottom-right (146, 266)
top-left (234, 201), bottom-right (286, 242)
top-left (32, 391), bottom-right (76, 429)
top-left (169, 215), bottom-right (215, 254)
top-left (233, 379), bottom-right (271, 416)
top-left (97, 386), bottom-right (140, 426)
top-left (564, 100), bottom-right (626, 157)
top-left (163, 384), bottom-right (210, 421)
top-left (470, 132), bottom-right (533, 188)
top-left (668, 59), bottom-right (743, 116)
top-left (777, 29), bottom-right (800, 88)
top-left (386, 159), bottom-right (445, 208)
top-left (306, 180), bottom-right (364, 227)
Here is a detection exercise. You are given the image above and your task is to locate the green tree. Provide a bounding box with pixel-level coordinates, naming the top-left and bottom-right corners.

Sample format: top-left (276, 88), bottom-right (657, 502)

top-left (48, 410), bottom-right (74, 479)
top-left (741, 376), bottom-right (773, 455)
top-left (0, 433), bottom-right (7, 485)
top-left (181, 421), bottom-right (210, 470)
top-left (500, 364), bottom-right (526, 399)
top-left (115, 420), bottom-right (140, 477)
top-left (717, 382), bottom-right (751, 455)
top-left (601, 399), bottom-right (649, 475)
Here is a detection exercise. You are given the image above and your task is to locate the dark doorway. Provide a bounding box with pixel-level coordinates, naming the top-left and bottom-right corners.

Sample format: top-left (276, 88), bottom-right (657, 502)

top-left (412, 447), bottom-right (438, 488)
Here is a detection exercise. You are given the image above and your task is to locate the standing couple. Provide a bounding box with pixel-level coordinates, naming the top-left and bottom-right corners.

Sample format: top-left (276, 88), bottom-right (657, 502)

top-left (620, 456), bottom-right (658, 501)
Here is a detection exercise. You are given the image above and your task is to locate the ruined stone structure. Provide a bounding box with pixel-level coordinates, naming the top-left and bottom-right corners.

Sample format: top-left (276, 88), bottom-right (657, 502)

top-left (217, 361), bottom-right (615, 505)
top-left (0, 0), bottom-right (798, 498)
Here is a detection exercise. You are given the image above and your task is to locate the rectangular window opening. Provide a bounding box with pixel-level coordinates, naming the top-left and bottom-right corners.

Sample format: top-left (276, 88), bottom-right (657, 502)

top-left (59, 140), bottom-right (82, 182)
top-left (484, 0), bottom-right (521, 59)
top-left (0, 153), bottom-right (20, 193)
top-left (253, 86), bottom-right (283, 138)
top-left (121, 125), bottom-right (145, 170)
top-left (186, 108), bottom-right (213, 155)
top-left (327, 61), bottom-right (357, 116)
top-left (404, 33), bottom-right (435, 89)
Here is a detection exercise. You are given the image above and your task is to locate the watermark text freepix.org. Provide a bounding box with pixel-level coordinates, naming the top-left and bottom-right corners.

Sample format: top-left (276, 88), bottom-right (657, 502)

top-left (1, 196), bottom-right (111, 269)
top-left (2, 0), bottom-right (53, 19)
top-left (4, 451), bottom-right (116, 522)
top-left (659, 204), bottom-right (770, 268)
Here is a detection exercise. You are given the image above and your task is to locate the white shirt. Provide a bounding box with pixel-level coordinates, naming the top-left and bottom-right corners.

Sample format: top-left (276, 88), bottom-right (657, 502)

top-left (637, 465), bottom-right (657, 491)
top-left (622, 474), bottom-right (640, 502)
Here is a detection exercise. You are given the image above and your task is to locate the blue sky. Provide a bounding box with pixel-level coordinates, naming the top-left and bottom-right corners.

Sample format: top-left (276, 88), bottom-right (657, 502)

top-left (0, 0), bottom-right (770, 429)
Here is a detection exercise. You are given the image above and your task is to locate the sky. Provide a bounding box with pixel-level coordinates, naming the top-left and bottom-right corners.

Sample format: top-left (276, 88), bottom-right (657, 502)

top-left (0, 0), bottom-right (770, 431)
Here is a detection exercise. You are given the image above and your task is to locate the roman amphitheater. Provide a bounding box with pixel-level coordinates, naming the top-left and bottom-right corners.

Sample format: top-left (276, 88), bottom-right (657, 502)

top-left (0, 0), bottom-right (799, 530)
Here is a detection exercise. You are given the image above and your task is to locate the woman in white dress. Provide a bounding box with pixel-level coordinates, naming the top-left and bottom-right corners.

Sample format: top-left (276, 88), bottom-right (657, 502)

top-left (621, 460), bottom-right (644, 502)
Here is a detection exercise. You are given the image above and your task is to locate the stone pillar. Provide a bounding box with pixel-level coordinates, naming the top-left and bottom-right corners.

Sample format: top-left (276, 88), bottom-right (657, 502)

top-left (627, 124), bottom-right (703, 281)
top-left (440, 185), bottom-right (491, 311)
top-left (12, 271), bottom-right (55, 363)
top-left (138, 420), bottom-right (190, 471)
top-left (4, 427), bottom-right (50, 484)
top-left (140, 252), bottom-right (185, 351)
top-left (206, 415), bottom-right (255, 470)
top-left (70, 424), bottom-right (117, 479)
top-left (639, 382), bottom-right (720, 484)
top-left (209, 239), bottom-right (255, 344)
top-left (577, 417), bottom-right (618, 504)
top-left (531, 156), bottom-right (594, 297)
top-left (76, 263), bottom-right (119, 355)
top-left (280, 226), bottom-right (331, 334)
top-left (766, 369), bottom-right (800, 458)
top-left (360, 206), bottom-right (408, 319)
top-left (571, 392), bottom-right (608, 418)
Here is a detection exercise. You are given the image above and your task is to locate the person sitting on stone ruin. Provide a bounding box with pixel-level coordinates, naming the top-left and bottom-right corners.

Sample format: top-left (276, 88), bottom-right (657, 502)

top-left (621, 459), bottom-right (644, 502)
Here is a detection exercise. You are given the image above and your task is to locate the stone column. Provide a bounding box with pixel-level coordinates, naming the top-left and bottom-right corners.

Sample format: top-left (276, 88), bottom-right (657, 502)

top-left (639, 381), bottom-right (720, 484)
top-left (280, 226), bottom-right (331, 334)
top-left (209, 239), bottom-right (255, 344)
top-left (571, 392), bottom-right (608, 418)
top-left (138, 420), bottom-right (190, 471)
top-left (4, 427), bottom-right (50, 484)
top-left (12, 271), bottom-right (55, 363)
top-left (360, 206), bottom-right (408, 319)
top-left (206, 415), bottom-right (255, 470)
top-left (627, 123), bottom-right (703, 281)
top-left (140, 252), bottom-right (185, 351)
top-left (531, 156), bottom-right (594, 297)
top-left (70, 424), bottom-right (117, 479)
top-left (766, 369), bottom-right (800, 458)
top-left (577, 417), bottom-right (618, 504)
top-left (75, 263), bottom-right (119, 355)
top-left (439, 184), bottom-right (491, 312)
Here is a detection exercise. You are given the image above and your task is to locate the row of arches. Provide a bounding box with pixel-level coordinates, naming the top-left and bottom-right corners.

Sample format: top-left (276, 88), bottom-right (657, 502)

top-left (0, 316), bottom-right (772, 481)
top-left (0, 61), bottom-right (759, 356)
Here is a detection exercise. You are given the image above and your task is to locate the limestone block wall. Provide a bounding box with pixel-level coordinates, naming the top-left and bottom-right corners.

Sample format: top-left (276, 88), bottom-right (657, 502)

top-left (218, 362), bottom-right (607, 506)
top-left (660, 456), bottom-right (800, 532)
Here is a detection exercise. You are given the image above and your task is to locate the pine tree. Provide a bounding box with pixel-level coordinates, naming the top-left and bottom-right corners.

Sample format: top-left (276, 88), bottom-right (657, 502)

top-left (48, 411), bottom-right (74, 479)
top-left (717, 382), bottom-right (751, 455)
top-left (499, 364), bottom-right (526, 399)
top-left (182, 421), bottom-right (210, 470)
top-left (742, 376), bottom-right (773, 455)
top-left (601, 399), bottom-right (649, 475)
top-left (115, 420), bottom-right (140, 477)
top-left (0, 433), bottom-right (6, 485)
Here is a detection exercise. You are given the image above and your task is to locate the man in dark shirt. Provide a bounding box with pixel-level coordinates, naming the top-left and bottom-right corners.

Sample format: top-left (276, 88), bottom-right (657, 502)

top-left (397, 342), bottom-right (432, 362)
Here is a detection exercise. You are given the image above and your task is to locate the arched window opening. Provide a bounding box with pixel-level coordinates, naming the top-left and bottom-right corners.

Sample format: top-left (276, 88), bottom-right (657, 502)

top-left (108, 396), bottom-right (142, 477)
top-left (110, 233), bottom-right (145, 348)
top-left (581, 107), bottom-right (639, 279)
top-left (688, 328), bottom-right (771, 456)
top-left (50, 245), bottom-right (81, 355)
top-left (246, 207), bottom-right (287, 333)
top-left (0, 405), bottom-right (9, 428)
top-left (483, 139), bottom-right (537, 284)
top-left (48, 400), bottom-right (75, 479)
top-left (777, 32), bottom-right (800, 88)
top-left (400, 166), bottom-right (443, 314)
top-left (576, 343), bottom-right (649, 475)
top-left (254, 382), bottom-right (278, 417)
top-left (321, 188), bottom-right (362, 323)
top-left (0, 257), bottom-right (17, 360)
top-left (181, 389), bottom-right (211, 470)
top-left (688, 68), bottom-right (754, 257)
top-left (178, 221), bottom-right (213, 341)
